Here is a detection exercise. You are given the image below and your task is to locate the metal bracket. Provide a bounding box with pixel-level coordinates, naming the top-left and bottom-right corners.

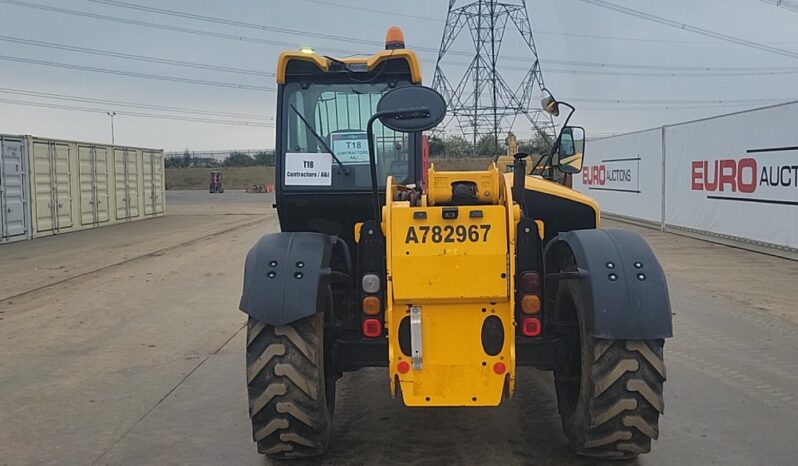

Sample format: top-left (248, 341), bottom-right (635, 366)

top-left (410, 306), bottom-right (423, 370)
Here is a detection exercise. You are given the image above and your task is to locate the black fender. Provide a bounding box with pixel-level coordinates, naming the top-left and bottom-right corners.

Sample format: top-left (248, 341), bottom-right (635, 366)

top-left (544, 228), bottom-right (673, 340)
top-left (239, 232), bottom-right (338, 326)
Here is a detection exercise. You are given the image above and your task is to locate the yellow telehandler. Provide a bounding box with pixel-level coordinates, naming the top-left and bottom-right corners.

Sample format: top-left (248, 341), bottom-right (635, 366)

top-left (240, 27), bottom-right (671, 460)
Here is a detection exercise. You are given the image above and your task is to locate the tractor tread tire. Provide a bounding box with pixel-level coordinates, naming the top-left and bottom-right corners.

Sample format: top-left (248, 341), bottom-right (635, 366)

top-left (554, 280), bottom-right (666, 460)
top-left (571, 339), bottom-right (665, 460)
top-left (246, 314), bottom-right (332, 460)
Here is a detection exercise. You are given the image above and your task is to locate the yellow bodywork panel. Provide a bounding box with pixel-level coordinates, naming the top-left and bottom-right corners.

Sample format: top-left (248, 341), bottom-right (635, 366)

top-left (276, 49), bottom-right (423, 84)
top-left (507, 173), bottom-right (601, 227)
top-left (390, 205), bottom-right (508, 302)
top-left (389, 302), bottom-right (513, 406)
top-left (427, 163), bottom-right (500, 206)
top-left (384, 174), bottom-right (517, 407)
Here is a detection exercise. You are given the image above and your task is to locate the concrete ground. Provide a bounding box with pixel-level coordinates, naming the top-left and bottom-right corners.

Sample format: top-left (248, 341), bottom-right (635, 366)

top-left (1, 191), bottom-right (797, 466)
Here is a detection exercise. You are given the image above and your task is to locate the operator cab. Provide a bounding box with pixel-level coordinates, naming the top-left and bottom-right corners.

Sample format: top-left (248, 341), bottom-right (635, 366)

top-left (275, 31), bottom-right (424, 243)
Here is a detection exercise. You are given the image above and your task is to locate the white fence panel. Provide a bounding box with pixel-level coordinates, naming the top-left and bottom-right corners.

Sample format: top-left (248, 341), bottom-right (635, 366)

top-left (573, 128), bottom-right (663, 224)
top-left (664, 103), bottom-right (798, 250)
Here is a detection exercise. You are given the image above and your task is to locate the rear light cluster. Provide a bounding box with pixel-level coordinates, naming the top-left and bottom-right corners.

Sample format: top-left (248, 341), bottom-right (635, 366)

top-left (519, 271), bottom-right (542, 337)
top-left (361, 273), bottom-right (383, 337)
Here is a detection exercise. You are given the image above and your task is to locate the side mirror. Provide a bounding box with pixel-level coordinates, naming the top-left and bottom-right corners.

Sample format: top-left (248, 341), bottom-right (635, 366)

top-left (376, 85), bottom-right (447, 133)
top-left (541, 94), bottom-right (560, 117)
top-left (557, 126), bottom-right (585, 174)
top-left (366, 86), bottom-right (447, 224)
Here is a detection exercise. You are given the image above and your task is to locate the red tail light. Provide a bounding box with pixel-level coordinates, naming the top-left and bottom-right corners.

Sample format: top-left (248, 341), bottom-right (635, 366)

top-left (520, 272), bottom-right (540, 293)
top-left (397, 361), bottom-right (410, 374)
top-left (493, 362), bottom-right (506, 375)
top-left (521, 317), bottom-right (542, 337)
top-left (362, 318), bottom-right (382, 337)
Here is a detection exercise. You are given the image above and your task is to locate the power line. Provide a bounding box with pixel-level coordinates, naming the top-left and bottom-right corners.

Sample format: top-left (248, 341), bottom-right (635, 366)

top-left (0, 34), bottom-right (273, 77)
top-left (0, 54), bottom-right (276, 92)
top-left (0, 97), bottom-right (274, 127)
top-left (6, 0), bottom-right (794, 74)
top-left (299, 0), bottom-right (798, 46)
top-left (4, 29), bottom-right (794, 81)
top-left (0, 0), bottom-right (365, 55)
top-left (541, 68), bottom-right (798, 78)
top-left (542, 59), bottom-right (798, 73)
top-left (576, 103), bottom-right (785, 111)
top-left (82, 0), bottom-right (385, 47)
top-left (297, 0), bottom-right (442, 22)
top-left (578, 0), bottom-right (798, 60)
top-left (0, 87), bottom-right (274, 120)
top-left (566, 97), bottom-right (793, 105)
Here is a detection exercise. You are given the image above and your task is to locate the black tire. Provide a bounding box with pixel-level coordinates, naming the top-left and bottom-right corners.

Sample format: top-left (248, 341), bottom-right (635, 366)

top-left (245, 313), bottom-right (335, 459)
top-left (554, 280), bottom-right (666, 460)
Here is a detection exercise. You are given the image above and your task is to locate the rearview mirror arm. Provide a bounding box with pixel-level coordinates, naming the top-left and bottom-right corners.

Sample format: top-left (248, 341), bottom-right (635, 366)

top-left (531, 100), bottom-right (576, 177)
top-left (366, 107), bottom-right (430, 224)
top-left (366, 111), bottom-right (389, 225)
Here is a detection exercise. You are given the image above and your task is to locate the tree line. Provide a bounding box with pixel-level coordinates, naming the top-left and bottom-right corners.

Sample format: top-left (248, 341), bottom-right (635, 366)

top-left (165, 133), bottom-right (552, 168)
top-left (165, 150), bottom-right (275, 168)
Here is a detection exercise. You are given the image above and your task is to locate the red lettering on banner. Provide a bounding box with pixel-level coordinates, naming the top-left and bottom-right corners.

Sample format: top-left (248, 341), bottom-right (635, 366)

top-left (690, 158), bottom-right (759, 193)
top-left (705, 161), bottom-right (718, 191)
top-left (738, 158), bottom-right (757, 193)
top-left (718, 159), bottom-right (737, 192)
top-left (691, 161), bottom-right (703, 190)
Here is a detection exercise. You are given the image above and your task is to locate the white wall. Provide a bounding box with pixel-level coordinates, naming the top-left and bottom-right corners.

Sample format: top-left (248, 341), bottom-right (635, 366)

top-left (664, 103), bottom-right (798, 249)
top-left (574, 101), bottom-right (798, 252)
top-left (573, 128), bottom-right (663, 224)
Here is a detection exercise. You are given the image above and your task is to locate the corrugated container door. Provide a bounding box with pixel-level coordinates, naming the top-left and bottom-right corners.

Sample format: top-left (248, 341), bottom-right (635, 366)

top-left (95, 146), bottom-right (110, 222)
top-left (114, 148), bottom-right (129, 219)
top-left (53, 143), bottom-right (73, 230)
top-left (127, 150), bottom-right (140, 218)
top-left (114, 148), bottom-right (140, 219)
top-left (143, 151), bottom-right (164, 215)
top-left (32, 141), bottom-right (55, 232)
top-left (78, 145), bottom-right (111, 225)
top-left (78, 146), bottom-right (95, 225)
top-left (152, 152), bottom-right (164, 214)
top-left (1, 137), bottom-right (28, 240)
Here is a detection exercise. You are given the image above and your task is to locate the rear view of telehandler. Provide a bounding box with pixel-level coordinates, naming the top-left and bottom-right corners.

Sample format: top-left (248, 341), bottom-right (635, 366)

top-left (239, 28), bottom-right (672, 460)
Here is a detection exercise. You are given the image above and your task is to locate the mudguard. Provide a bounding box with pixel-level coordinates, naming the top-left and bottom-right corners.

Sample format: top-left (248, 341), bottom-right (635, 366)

top-left (239, 232), bottom-right (335, 326)
top-left (545, 228), bottom-right (673, 340)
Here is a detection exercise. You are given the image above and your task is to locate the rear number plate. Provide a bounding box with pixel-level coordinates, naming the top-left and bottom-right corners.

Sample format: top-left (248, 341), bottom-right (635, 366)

top-left (404, 224), bottom-right (491, 244)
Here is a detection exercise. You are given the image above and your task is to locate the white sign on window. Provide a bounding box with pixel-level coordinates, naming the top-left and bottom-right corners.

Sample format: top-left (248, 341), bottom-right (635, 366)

top-left (284, 152), bottom-right (332, 186)
top-left (331, 132), bottom-right (370, 164)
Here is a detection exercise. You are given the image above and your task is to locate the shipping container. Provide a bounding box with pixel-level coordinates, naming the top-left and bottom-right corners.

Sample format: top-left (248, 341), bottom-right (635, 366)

top-left (0, 135), bottom-right (31, 243)
top-left (0, 133), bottom-right (165, 244)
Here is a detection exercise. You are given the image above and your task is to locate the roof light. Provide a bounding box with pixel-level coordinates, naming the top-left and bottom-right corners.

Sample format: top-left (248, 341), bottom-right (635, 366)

top-left (299, 47), bottom-right (315, 54)
top-left (385, 26), bottom-right (405, 50)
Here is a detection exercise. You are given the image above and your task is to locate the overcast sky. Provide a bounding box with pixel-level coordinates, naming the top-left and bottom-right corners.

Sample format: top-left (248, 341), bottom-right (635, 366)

top-left (0, 0), bottom-right (796, 151)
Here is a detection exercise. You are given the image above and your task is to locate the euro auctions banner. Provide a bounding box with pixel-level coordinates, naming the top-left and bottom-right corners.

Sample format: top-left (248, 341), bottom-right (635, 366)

top-left (573, 128), bottom-right (663, 223)
top-left (665, 102), bottom-right (798, 250)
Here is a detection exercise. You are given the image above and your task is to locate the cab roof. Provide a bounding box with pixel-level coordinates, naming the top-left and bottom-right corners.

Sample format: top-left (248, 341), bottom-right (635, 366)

top-left (276, 48), bottom-right (423, 85)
